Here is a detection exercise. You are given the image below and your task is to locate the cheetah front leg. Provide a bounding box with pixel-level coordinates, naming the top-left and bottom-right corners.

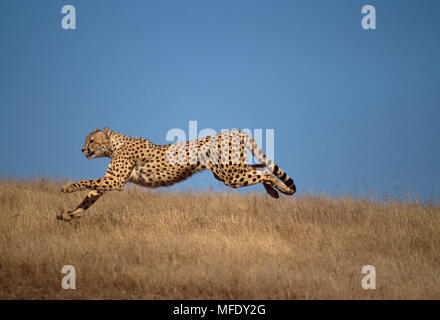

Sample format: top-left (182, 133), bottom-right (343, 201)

top-left (59, 156), bottom-right (133, 221)
top-left (60, 177), bottom-right (125, 193)
top-left (61, 156), bottom-right (133, 193)
top-left (61, 179), bottom-right (102, 193)
top-left (57, 190), bottom-right (104, 221)
top-left (61, 176), bottom-right (125, 193)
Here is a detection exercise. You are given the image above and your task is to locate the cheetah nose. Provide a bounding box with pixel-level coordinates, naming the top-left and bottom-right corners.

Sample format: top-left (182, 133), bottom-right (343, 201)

top-left (81, 148), bottom-right (85, 153)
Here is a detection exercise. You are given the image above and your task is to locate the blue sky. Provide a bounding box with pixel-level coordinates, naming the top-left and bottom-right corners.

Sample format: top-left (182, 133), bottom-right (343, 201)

top-left (0, 0), bottom-right (439, 199)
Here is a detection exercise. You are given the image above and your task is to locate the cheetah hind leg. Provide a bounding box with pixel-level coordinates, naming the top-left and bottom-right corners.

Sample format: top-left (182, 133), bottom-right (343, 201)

top-left (219, 165), bottom-right (282, 198)
top-left (263, 182), bottom-right (279, 199)
top-left (264, 174), bottom-right (295, 196)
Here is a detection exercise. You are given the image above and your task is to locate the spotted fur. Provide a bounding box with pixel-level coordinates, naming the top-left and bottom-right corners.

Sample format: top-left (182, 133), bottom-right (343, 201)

top-left (58, 127), bottom-right (296, 221)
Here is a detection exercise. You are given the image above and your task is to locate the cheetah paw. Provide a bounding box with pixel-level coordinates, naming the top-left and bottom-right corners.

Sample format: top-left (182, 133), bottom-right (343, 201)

top-left (56, 210), bottom-right (76, 221)
top-left (61, 184), bottom-right (76, 193)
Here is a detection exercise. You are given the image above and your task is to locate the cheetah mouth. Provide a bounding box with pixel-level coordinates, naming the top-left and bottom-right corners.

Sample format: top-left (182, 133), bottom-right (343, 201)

top-left (85, 152), bottom-right (96, 158)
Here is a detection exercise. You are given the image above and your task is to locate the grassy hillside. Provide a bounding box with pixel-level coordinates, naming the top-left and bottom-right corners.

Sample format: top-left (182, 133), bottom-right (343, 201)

top-left (0, 178), bottom-right (439, 299)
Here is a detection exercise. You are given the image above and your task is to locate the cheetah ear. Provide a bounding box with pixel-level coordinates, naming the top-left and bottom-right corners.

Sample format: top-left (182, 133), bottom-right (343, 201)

top-left (102, 127), bottom-right (112, 138)
top-left (93, 128), bottom-right (100, 133)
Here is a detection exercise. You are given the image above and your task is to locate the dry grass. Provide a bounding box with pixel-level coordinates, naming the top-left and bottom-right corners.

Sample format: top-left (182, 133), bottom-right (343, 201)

top-left (0, 178), bottom-right (439, 300)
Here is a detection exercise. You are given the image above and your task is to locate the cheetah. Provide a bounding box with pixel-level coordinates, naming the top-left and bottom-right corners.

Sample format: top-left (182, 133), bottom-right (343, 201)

top-left (57, 127), bottom-right (296, 221)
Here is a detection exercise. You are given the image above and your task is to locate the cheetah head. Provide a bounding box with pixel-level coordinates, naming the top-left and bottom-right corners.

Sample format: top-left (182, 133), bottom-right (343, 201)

top-left (82, 127), bottom-right (112, 159)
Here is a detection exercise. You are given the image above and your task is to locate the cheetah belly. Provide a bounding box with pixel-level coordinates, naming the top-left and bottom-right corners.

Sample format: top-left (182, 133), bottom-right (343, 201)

top-left (129, 165), bottom-right (198, 188)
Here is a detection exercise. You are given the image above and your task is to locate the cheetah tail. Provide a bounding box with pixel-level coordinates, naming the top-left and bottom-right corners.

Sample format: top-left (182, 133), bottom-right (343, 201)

top-left (241, 131), bottom-right (296, 195)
